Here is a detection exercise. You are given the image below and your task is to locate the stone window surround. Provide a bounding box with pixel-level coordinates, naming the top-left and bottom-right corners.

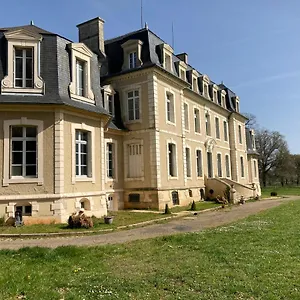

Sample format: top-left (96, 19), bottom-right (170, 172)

top-left (253, 159), bottom-right (258, 178)
top-left (3, 118), bottom-right (44, 186)
top-left (234, 96), bottom-right (240, 112)
top-left (121, 39), bottom-right (143, 70)
top-left (212, 84), bottom-right (219, 103)
top-left (166, 139), bottom-right (178, 180)
top-left (215, 116), bottom-right (221, 140)
top-left (1, 29), bottom-right (44, 95)
top-left (104, 138), bottom-right (118, 183)
top-left (225, 154), bottom-right (231, 178)
top-left (177, 60), bottom-right (187, 81)
top-left (71, 123), bottom-right (95, 184)
top-left (195, 148), bottom-right (203, 178)
top-left (160, 43), bottom-right (174, 72)
top-left (201, 75), bottom-right (210, 100)
top-left (68, 43), bottom-right (95, 104)
top-left (240, 155), bottom-right (245, 178)
top-left (103, 84), bottom-right (116, 116)
top-left (217, 152), bottom-right (222, 177)
top-left (123, 138), bottom-right (144, 182)
top-left (185, 145), bottom-right (192, 179)
top-left (165, 88), bottom-right (176, 126)
top-left (183, 101), bottom-right (190, 132)
top-left (191, 70), bottom-right (199, 93)
top-left (223, 119), bottom-right (229, 143)
top-left (204, 107), bottom-right (211, 136)
top-left (193, 105), bottom-right (201, 135)
top-left (221, 90), bottom-right (226, 107)
top-left (238, 124), bottom-right (243, 144)
top-left (122, 84), bottom-right (142, 124)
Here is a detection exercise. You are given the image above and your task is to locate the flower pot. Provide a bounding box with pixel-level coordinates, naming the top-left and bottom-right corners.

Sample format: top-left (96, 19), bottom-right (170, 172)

top-left (104, 216), bottom-right (113, 224)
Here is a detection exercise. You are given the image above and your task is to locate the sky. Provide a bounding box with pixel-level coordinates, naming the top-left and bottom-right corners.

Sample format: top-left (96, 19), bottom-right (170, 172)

top-left (1, 0), bottom-right (300, 153)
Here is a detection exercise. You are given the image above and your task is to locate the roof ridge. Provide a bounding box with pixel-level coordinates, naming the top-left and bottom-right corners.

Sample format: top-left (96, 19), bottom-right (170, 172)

top-left (105, 27), bottom-right (147, 44)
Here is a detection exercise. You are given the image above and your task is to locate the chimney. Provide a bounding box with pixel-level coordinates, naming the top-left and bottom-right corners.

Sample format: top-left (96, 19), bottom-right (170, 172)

top-left (77, 17), bottom-right (105, 55)
top-left (176, 53), bottom-right (188, 65)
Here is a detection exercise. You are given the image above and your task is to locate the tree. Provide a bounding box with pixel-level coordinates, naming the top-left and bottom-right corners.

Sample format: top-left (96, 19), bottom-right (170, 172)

top-left (255, 129), bottom-right (289, 187)
top-left (243, 113), bottom-right (258, 129)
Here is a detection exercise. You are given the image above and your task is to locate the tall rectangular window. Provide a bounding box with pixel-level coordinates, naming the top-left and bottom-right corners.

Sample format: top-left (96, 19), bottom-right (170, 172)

top-left (184, 103), bottom-right (189, 130)
top-left (165, 54), bottom-right (171, 72)
top-left (75, 130), bottom-right (89, 176)
top-left (128, 143), bottom-right (143, 178)
top-left (215, 117), bottom-right (220, 139)
top-left (254, 160), bottom-right (257, 178)
top-left (168, 143), bottom-right (177, 177)
top-left (129, 51), bottom-right (137, 69)
top-left (240, 156), bottom-right (245, 177)
top-left (205, 113), bottom-right (211, 136)
top-left (224, 121), bottom-right (228, 142)
top-left (106, 143), bottom-right (115, 178)
top-left (225, 155), bottom-right (230, 178)
top-left (107, 94), bottom-right (114, 116)
top-left (194, 108), bottom-right (200, 133)
top-left (196, 149), bottom-right (203, 177)
top-left (11, 126), bottom-right (37, 177)
top-left (14, 48), bottom-right (33, 88)
top-left (166, 93), bottom-right (175, 123)
top-left (217, 153), bottom-right (222, 177)
top-left (127, 90), bottom-right (140, 121)
top-left (238, 125), bottom-right (242, 144)
top-left (76, 59), bottom-right (85, 96)
top-left (185, 147), bottom-right (191, 177)
top-left (192, 78), bottom-right (198, 92)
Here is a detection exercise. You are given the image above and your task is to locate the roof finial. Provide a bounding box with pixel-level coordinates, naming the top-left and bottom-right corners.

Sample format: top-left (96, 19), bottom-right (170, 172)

top-left (144, 22), bottom-right (148, 30)
top-left (30, 20), bottom-right (34, 25)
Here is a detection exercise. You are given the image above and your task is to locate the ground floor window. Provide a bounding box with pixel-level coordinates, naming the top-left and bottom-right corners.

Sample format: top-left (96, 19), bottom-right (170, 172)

top-left (16, 205), bottom-right (32, 216)
top-left (172, 191), bottom-right (179, 205)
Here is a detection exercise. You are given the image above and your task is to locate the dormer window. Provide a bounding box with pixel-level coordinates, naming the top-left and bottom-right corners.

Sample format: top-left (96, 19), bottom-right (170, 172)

top-left (129, 51), bottom-right (137, 69)
top-left (192, 77), bottom-right (198, 93)
top-left (165, 54), bottom-right (172, 72)
top-left (121, 40), bottom-right (143, 70)
top-left (1, 29), bottom-right (44, 94)
top-left (180, 70), bottom-right (185, 80)
top-left (213, 91), bottom-right (217, 102)
top-left (235, 98), bottom-right (240, 112)
top-left (68, 43), bottom-right (94, 104)
top-left (204, 84), bottom-right (208, 98)
top-left (103, 85), bottom-right (116, 117)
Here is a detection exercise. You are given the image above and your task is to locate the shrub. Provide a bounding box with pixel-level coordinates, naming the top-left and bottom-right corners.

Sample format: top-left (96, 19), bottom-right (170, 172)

top-left (270, 192), bottom-right (278, 197)
top-left (190, 200), bottom-right (196, 211)
top-left (68, 211), bottom-right (93, 229)
top-left (0, 217), bottom-right (5, 227)
top-left (164, 204), bottom-right (171, 215)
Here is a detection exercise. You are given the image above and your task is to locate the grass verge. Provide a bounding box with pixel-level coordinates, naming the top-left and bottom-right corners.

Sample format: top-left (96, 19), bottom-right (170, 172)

top-left (261, 186), bottom-right (300, 198)
top-left (170, 200), bottom-right (221, 213)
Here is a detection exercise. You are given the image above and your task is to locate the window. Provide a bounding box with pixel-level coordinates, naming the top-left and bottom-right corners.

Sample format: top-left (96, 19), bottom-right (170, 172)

top-left (180, 70), bottom-right (185, 80)
top-left (127, 90), bottom-right (140, 121)
top-left (236, 101), bottom-right (240, 112)
top-left (186, 147), bottom-right (191, 178)
top-left (213, 90), bottom-right (217, 102)
top-left (196, 149), bottom-right (203, 177)
top-left (250, 131), bottom-right (256, 149)
top-left (11, 126), bottom-right (37, 178)
top-left (107, 94), bottom-right (114, 116)
top-left (106, 143), bottom-right (115, 179)
top-left (165, 54), bottom-right (172, 72)
top-left (184, 103), bottom-right (189, 130)
top-left (16, 205), bottom-right (32, 216)
top-left (225, 155), bottom-right (230, 178)
top-left (128, 143), bottom-right (143, 178)
top-left (168, 143), bottom-right (177, 177)
top-left (75, 130), bottom-right (89, 177)
top-left (166, 92), bottom-right (175, 123)
top-left (129, 51), bottom-right (137, 69)
top-left (129, 194), bottom-right (140, 202)
top-left (76, 59), bottom-right (85, 96)
top-left (254, 160), bottom-right (257, 178)
top-left (205, 113), bottom-right (211, 136)
top-left (194, 108), bottom-right (201, 133)
top-left (217, 153), bottom-right (222, 177)
top-left (240, 156), bottom-right (245, 177)
top-left (14, 48), bottom-right (33, 88)
top-left (238, 125), bottom-right (242, 144)
top-left (215, 117), bottom-right (220, 139)
top-left (172, 191), bottom-right (179, 205)
top-left (192, 77), bottom-right (198, 92)
top-left (203, 84), bottom-right (208, 97)
top-left (224, 121), bottom-right (228, 142)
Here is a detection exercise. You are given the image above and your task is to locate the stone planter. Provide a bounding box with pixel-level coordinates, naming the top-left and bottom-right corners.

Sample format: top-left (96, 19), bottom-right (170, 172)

top-left (104, 216), bottom-right (114, 225)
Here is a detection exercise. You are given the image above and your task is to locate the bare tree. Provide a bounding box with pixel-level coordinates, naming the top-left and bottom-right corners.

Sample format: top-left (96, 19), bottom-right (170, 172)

top-left (255, 129), bottom-right (289, 187)
top-left (243, 113), bottom-right (257, 129)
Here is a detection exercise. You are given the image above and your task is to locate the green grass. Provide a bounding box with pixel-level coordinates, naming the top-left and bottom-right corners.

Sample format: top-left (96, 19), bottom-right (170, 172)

top-left (3, 200), bottom-right (300, 299)
top-left (0, 211), bottom-right (167, 234)
top-left (170, 200), bottom-right (221, 213)
top-left (261, 186), bottom-right (300, 198)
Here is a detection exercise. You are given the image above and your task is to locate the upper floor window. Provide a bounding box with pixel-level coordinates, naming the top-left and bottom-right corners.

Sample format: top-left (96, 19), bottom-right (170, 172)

top-left (184, 103), bottom-right (189, 130)
top-left (1, 29), bottom-right (44, 94)
top-left (213, 90), bottom-right (217, 102)
top-left (215, 117), bottom-right (220, 139)
top-left (225, 155), bottom-right (230, 178)
top-left (254, 160), bottom-right (257, 178)
top-left (196, 149), bottom-right (203, 177)
top-left (238, 125), bottom-right (242, 144)
top-left (75, 130), bottom-right (90, 177)
top-left (165, 54), bottom-right (172, 72)
top-left (127, 90), bottom-right (140, 121)
top-left (194, 108), bottom-right (201, 133)
top-left (223, 121), bottom-right (228, 142)
top-left (205, 113), bottom-right (211, 136)
top-left (240, 156), bottom-right (245, 178)
top-left (217, 153), bottom-right (222, 177)
top-left (203, 84), bottom-right (209, 98)
top-left (103, 84), bottom-right (116, 117)
top-left (192, 77), bottom-right (198, 93)
top-left (14, 48), bottom-right (33, 88)
top-left (129, 51), bottom-right (137, 69)
top-left (180, 70), bottom-right (185, 80)
top-left (166, 92), bottom-right (175, 123)
top-left (11, 126), bottom-right (37, 178)
top-left (107, 94), bottom-right (114, 116)
top-left (76, 59), bottom-right (85, 97)
top-left (185, 147), bottom-right (191, 178)
top-left (106, 143), bottom-right (115, 179)
top-left (168, 143), bottom-right (177, 177)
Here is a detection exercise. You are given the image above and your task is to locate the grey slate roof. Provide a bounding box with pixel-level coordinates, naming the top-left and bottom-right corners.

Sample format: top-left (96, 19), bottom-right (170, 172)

top-left (0, 25), bottom-right (109, 116)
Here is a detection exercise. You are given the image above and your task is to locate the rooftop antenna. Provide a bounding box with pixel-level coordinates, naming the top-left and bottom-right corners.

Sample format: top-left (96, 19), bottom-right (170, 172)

top-left (172, 22), bottom-right (175, 49)
top-left (30, 20), bottom-right (34, 25)
top-left (141, 0), bottom-right (143, 28)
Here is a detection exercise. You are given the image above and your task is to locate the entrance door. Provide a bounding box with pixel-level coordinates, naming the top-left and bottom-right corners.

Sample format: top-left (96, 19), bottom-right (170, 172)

top-left (107, 195), bottom-right (114, 211)
top-left (207, 152), bottom-right (213, 178)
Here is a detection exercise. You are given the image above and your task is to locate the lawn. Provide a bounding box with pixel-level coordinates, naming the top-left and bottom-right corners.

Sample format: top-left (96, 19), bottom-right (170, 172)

top-left (1, 200), bottom-right (300, 299)
top-left (261, 185), bottom-right (300, 198)
top-left (0, 211), bottom-right (168, 234)
top-left (170, 200), bottom-right (221, 213)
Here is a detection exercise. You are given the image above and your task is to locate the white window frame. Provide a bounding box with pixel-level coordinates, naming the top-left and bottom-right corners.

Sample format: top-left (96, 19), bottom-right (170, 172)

top-left (223, 120), bottom-right (229, 142)
top-left (75, 130), bottom-right (89, 177)
top-left (185, 146), bottom-right (192, 178)
top-left (129, 51), bottom-right (137, 69)
top-left (253, 159), bottom-right (258, 178)
top-left (183, 102), bottom-right (189, 131)
top-left (217, 153), bottom-right (222, 177)
top-left (225, 154), bottom-right (231, 178)
top-left (124, 139), bottom-right (144, 181)
top-left (167, 140), bottom-right (178, 179)
top-left (71, 123), bottom-right (95, 184)
top-left (165, 90), bottom-right (176, 125)
top-left (76, 59), bottom-right (85, 97)
top-left (196, 148), bottom-right (203, 178)
top-left (103, 85), bottom-right (116, 117)
top-left (215, 117), bottom-right (220, 140)
top-left (194, 107), bottom-right (201, 134)
top-left (3, 118), bottom-right (44, 186)
top-left (205, 112), bottom-right (211, 136)
top-left (124, 86), bottom-right (142, 124)
top-left (121, 39), bottom-right (143, 70)
top-left (105, 139), bottom-right (118, 182)
top-left (14, 47), bottom-right (33, 88)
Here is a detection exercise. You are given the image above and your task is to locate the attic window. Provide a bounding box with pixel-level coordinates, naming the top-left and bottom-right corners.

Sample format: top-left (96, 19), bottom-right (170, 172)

top-left (203, 84), bottom-right (209, 98)
top-left (192, 77), bottom-right (198, 93)
top-left (129, 51), bottom-right (137, 69)
top-left (213, 91), bottom-right (217, 102)
top-left (121, 40), bottom-right (143, 71)
top-left (165, 54), bottom-right (172, 72)
top-left (180, 70), bottom-right (185, 80)
top-left (236, 100), bottom-right (240, 112)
